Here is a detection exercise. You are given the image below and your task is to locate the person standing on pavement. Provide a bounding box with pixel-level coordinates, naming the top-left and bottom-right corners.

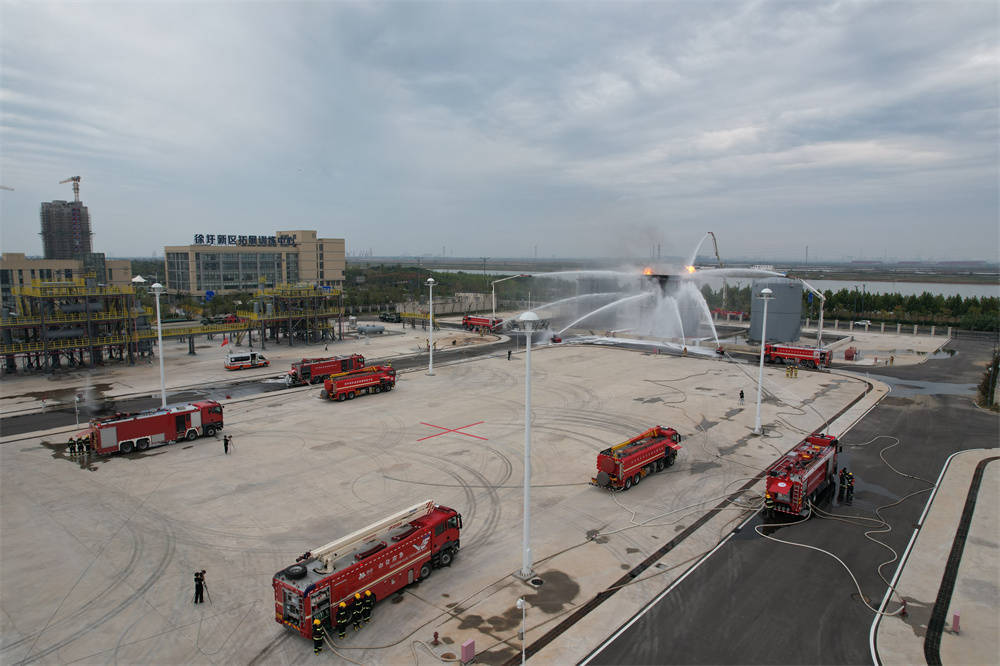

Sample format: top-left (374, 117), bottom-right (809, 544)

top-left (507, 349), bottom-right (512, 361)
top-left (362, 590), bottom-right (374, 624)
top-left (223, 435), bottom-right (230, 454)
top-left (193, 570), bottom-right (205, 604)
top-left (739, 389), bottom-right (745, 406)
top-left (335, 601), bottom-right (350, 639)
top-left (312, 618), bottom-right (325, 654)
top-left (351, 593), bottom-right (363, 631)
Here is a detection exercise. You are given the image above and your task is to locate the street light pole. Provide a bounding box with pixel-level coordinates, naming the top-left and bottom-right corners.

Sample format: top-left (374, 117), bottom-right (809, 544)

top-left (426, 277), bottom-right (435, 376)
top-left (516, 598), bottom-right (527, 665)
top-left (754, 287), bottom-right (774, 435)
top-left (151, 283), bottom-right (167, 409)
top-left (518, 311), bottom-right (539, 579)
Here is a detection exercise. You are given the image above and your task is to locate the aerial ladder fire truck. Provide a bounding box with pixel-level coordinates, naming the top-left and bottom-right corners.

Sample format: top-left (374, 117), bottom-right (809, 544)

top-left (591, 426), bottom-right (682, 490)
top-left (286, 353), bottom-right (365, 387)
top-left (273, 500), bottom-right (462, 638)
top-left (763, 433), bottom-right (840, 516)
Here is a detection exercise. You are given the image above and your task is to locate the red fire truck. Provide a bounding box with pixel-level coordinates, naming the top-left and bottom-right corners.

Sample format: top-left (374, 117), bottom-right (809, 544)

top-left (763, 433), bottom-right (840, 516)
top-left (763, 344), bottom-right (831, 369)
top-left (592, 426), bottom-right (682, 491)
top-left (273, 500), bottom-right (462, 637)
top-left (323, 365), bottom-right (396, 401)
top-left (74, 401), bottom-right (224, 455)
top-left (286, 354), bottom-right (365, 387)
top-left (462, 315), bottom-right (503, 332)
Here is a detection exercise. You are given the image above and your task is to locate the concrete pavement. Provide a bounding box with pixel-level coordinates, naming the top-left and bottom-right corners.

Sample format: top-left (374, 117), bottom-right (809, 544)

top-left (876, 449), bottom-right (999, 666)
top-left (1, 343), bottom-right (870, 664)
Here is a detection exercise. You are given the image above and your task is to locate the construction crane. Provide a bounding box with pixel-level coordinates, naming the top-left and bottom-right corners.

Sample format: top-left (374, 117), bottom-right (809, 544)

top-left (59, 176), bottom-right (81, 202)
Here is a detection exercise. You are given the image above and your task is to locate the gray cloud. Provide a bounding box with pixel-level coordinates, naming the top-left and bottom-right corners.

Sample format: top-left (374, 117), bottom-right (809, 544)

top-left (1, 1), bottom-right (996, 262)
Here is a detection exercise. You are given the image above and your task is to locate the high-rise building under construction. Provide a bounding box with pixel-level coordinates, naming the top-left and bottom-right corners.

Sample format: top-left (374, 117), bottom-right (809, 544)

top-left (40, 200), bottom-right (92, 260)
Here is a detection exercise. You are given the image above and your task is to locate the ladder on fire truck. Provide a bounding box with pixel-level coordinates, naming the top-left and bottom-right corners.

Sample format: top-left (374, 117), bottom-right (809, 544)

top-left (310, 499), bottom-right (435, 573)
top-left (609, 426), bottom-right (664, 456)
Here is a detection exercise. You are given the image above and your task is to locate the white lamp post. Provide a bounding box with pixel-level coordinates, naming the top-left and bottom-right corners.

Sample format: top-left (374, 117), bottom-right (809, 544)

top-left (491, 274), bottom-right (531, 328)
top-left (518, 310), bottom-right (539, 579)
top-left (426, 277), bottom-right (435, 376)
top-left (151, 283), bottom-right (167, 408)
top-left (754, 287), bottom-right (774, 435)
top-left (516, 597), bottom-right (527, 665)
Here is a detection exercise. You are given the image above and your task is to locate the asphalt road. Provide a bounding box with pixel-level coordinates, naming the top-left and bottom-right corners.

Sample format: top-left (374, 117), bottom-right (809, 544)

top-left (0, 333), bottom-right (521, 436)
top-left (583, 337), bottom-right (998, 665)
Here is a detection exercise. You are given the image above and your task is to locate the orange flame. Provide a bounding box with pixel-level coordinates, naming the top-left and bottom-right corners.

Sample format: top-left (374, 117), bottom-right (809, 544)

top-left (642, 267), bottom-right (653, 275)
top-left (685, 265), bottom-right (696, 274)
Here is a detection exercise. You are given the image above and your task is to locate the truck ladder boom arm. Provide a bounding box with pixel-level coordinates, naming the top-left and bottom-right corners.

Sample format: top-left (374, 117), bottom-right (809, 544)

top-left (609, 426), bottom-right (662, 453)
top-left (312, 499), bottom-right (435, 567)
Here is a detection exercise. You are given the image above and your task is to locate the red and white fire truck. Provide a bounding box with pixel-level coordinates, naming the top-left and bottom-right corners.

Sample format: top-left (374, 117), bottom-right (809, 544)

top-left (74, 401), bottom-right (224, 455)
top-left (461, 315), bottom-right (503, 332)
top-left (323, 365), bottom-right (396, 401)
top-left (286, 353), bottom-right (365, 387)
top-left (592, 426), bottom-right (682, 491)
top-left (763, 433), bottom-right (840, 516)
top-left (273, 500), bottom-right (462, 637)
top-left (763, 344), bottom-right (831, 369)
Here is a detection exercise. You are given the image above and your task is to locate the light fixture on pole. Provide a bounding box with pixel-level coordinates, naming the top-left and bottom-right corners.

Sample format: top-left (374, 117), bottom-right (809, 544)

top-left (517, 310), bottom-right (539, 579)
top-left (150, 283), bottom-right (168, 409)
top-left (754, 287), bottom-right (774, 435)
top-left (425, 277), bottom-right (435, 376)
top-left (516, 597), bottom-right (527, 665)
top-left (491, 274), bottom-right (531, 328)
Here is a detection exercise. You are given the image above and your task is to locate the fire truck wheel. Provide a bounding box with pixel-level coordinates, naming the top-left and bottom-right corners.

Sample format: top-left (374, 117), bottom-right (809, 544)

top-left (137, 439), bottom-right (149, 451)
top-left (338, 393), bottom-right (346, 402)
top-left (347, 391), bottom-right (356, 400)
top-left (120, 441), bottom-right (134, 454)
top-left (419, 564), bottom-right (432, 580)
top-left (373, 386), bottom-right (380, 394)
top-left (186, 430), bottom-right (198, 441)
top-left (439, 549), bottom-right (454, 567)
top-left (205, 426), bottom-right (216, 437)
top-left (623, 477), bottom-right (632, 490)
top-left (284, 564), bottom-right (308, 579)
top-left (654, 460), bottom-right (663, 473)
top-left (632, 474), bottom-right (641, 486)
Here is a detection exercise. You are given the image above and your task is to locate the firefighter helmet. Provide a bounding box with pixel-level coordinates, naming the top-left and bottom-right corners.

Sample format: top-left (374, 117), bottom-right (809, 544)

top-left (365, 590), bottom-right (372, 597)
top-left (355, 593), bottom-right (361, 600)
top-left (314, 619), bottom-right (321, 625)
top-left (340, 602), bottom-right (347, 608)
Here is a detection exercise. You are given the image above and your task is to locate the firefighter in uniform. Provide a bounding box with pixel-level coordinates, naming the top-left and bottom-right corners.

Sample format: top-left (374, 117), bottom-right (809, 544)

top-left (764, 493), bottom-right (774, 517)
top-left (335, 601), bottom-right (350, 639)
top-left (312, 618), bottom-right (325, 654)
top-left (67, 438), bottom-right (76, 456)
top-left (351, 593), bottom-right (363, 631)
top-left (362, 590), bottom-right (374, 624)
top-left (838, 468), bottom-right (848, 499)
top-left (846, 472), bottom-right (855, 502)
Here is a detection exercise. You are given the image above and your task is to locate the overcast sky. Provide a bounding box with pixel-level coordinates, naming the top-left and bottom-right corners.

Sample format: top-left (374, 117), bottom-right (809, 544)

top-left (1, 1), bottom-right (997, 262)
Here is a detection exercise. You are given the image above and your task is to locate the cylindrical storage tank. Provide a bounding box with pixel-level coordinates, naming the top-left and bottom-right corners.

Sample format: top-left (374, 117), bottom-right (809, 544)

top-left (748, 278), bottom-right (801, 343)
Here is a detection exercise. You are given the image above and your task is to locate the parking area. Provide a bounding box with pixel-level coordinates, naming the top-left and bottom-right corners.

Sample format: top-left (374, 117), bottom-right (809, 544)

top-left (0, 344), bottom-right (871, 664)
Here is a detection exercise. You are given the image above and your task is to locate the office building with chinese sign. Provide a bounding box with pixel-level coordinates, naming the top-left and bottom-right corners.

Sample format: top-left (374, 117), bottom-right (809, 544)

top-left (163, 229), bottom-right (345, 295)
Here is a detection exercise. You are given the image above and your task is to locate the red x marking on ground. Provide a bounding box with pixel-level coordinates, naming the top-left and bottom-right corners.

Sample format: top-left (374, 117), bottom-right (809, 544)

top-left (417, 421), bottom-right (487, 442)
